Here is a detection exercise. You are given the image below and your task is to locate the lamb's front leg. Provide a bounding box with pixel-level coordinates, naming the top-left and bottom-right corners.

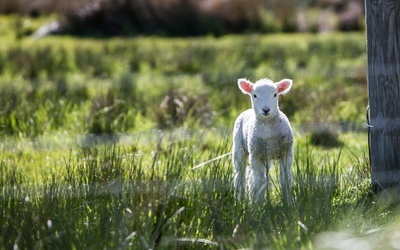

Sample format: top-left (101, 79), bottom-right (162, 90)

top-left (248, 155), bottom-right (268, 201)
top-left (279, 149), bottom-right (293, 204)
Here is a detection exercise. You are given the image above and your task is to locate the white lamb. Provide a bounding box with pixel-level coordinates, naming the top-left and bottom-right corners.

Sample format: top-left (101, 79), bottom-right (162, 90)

top-left (232, 78), bottom-right (294, 202)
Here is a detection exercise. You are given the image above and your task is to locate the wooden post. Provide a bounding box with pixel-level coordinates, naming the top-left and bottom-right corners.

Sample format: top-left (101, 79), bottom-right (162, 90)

top-left (366, 0), bottom-right (400, 191)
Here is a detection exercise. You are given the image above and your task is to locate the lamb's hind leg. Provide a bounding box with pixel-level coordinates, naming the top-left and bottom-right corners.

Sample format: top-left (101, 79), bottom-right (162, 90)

top-left (233, 146), bottom-right (247, 200)
top-left (279, 149), bottom-right (293, 204)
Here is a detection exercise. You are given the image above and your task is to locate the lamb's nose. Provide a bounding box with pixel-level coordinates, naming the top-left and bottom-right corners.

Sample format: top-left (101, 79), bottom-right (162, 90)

top-left (262, 108), bottom-right (270, 115)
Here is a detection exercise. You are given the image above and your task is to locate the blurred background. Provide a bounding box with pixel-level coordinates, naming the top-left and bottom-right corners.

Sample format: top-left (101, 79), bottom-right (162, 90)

top-left (0, 0), bottom-right (365, 37)
top-left (0, 0), bottom-right (368, 138)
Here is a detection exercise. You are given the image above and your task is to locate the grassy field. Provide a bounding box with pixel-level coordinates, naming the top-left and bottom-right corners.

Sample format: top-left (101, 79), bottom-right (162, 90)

top-left (1, 15), bottom-right (399, 249)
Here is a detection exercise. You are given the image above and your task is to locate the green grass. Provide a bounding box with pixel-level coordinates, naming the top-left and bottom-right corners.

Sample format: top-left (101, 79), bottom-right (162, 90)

top-left (1, 15), bottom-right (398, 249)
top-left (2, 133), bottom-right (398, 249)
top-left (0, 32), bottom-right (367, 136)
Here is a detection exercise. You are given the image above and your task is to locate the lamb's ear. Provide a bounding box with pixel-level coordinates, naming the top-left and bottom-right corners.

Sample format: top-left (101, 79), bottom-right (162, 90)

top-left (238, 78), bottom-right (253, 94)
top-left (276, 79), bottom-right (292, 95)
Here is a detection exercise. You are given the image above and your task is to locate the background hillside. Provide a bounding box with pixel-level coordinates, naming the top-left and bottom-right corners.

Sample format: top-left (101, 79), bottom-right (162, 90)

top-left (1, 0), bottom-right (365, 36)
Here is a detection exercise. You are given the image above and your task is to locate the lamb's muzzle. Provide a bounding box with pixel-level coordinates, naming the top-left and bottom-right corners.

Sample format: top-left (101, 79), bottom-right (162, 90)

top-left (261, 107), bottom-right (270, 116)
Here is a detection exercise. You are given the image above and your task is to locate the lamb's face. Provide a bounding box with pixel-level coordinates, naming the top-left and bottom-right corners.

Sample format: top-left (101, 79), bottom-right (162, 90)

top-left (238, 78), bottom-right (292, 119)
top-left (250, 82), bottom-right (279, 118)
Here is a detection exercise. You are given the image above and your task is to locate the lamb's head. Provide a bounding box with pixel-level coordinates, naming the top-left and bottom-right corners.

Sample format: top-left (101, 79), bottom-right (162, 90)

top-left (238, 78), bottom-right (292, 119)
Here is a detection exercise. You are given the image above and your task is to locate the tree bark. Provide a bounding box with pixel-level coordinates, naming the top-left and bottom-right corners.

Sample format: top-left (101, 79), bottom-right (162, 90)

top-left (366, 0), bottom-right (400, 190)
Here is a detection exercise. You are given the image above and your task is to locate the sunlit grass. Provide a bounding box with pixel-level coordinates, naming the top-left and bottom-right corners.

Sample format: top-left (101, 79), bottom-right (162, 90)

top-left (2, 129), bottom-right (397, 249)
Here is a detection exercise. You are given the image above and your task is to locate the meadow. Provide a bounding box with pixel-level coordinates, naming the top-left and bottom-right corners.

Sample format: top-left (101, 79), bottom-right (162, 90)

top-left (1, 15), bottom-right (400, 249)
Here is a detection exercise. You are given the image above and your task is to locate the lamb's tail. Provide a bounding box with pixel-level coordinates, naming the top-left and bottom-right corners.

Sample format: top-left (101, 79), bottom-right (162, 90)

top-left (191, 152), bottom-right (231, 170)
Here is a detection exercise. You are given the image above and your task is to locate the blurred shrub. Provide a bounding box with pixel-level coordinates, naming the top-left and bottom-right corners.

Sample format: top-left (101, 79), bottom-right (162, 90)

top-left (87, 91), bottom-right (124, 134)
top-left (52, 0), bottom-right (263, 37)
top-left (155, 89), bottom-right (214, 129)
top-left (86, 74), bottom-right (142, 134)
top-left (309, 126), bottom-right (342, 148)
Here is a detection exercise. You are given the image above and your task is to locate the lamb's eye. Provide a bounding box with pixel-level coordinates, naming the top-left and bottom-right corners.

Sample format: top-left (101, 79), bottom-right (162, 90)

top-left (274, 93), bottom-right (277, 97)
top-left (253, 94), bottom-right (257, 98)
